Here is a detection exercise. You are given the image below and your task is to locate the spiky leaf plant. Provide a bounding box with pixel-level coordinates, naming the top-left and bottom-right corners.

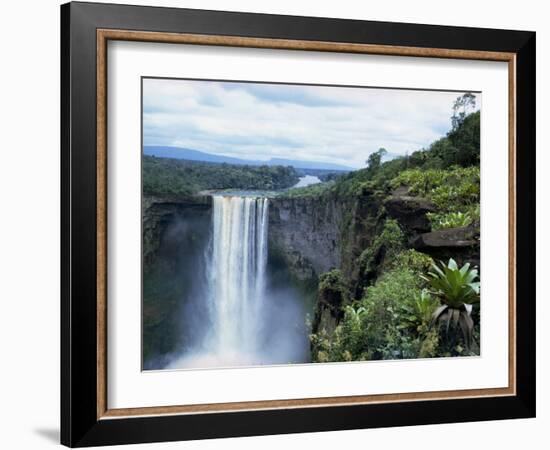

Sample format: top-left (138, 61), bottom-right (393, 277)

top-left (422, 258), bottom-right (480, 350)
top-left (398, 289), bottom-right (439, 331)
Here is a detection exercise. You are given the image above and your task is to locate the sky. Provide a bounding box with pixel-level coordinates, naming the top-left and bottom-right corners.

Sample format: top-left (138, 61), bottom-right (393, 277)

top-left (143, 78), bottom-right (479, 170)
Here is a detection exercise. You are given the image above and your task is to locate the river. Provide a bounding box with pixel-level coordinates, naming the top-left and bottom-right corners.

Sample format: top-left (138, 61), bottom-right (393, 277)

top-left (293, 175), bottom-right (321, 188)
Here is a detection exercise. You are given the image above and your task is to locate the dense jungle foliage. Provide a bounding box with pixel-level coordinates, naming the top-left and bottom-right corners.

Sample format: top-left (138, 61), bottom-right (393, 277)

top-left (143, 156), bottom-right (300, 196)
top-left (143, 93), bottom-right (481, 365)
top-left (284, 109), bottom-right (480, 200)
top-left (283, 111), bottom-right (480, 229)
top-left (311, 233), bottom-right (480, 362)
top-left (305, 96), bottom-right (481, 361)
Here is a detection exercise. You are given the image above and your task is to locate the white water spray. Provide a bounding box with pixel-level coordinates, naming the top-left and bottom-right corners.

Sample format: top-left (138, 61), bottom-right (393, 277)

top-left (166, 193), bottom-right (308, 370)
top-left (167, 195), bottom-right (270, 368)
top-left (206, 195), bottom-right (269, 355)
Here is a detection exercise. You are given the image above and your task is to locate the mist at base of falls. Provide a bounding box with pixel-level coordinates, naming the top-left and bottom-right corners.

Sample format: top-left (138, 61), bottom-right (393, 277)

top-left (159, 194), bottom-right (310, 370)
top-left (166, 285), bottom-right (309, 369)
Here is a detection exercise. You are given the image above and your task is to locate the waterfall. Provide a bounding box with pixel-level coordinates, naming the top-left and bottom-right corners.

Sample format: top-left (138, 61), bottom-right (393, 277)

top-left (205, 195), bottom-right (269, 359)
top-left (164, 192), bottom-right (308, 370)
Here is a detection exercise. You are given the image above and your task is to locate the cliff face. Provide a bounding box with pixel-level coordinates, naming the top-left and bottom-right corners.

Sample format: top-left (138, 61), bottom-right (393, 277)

top-left (142, 195), bottom-right (212, 367)
top-left (268, 189), bottom-right (382, 337)
top-left (143, 195), bottom-right (212, 272)
top-left (268, 190), bottom-right (381, 283)
top-left (268, 196), bottom-right (342, 281)
top-left (141, 188), bottom-right (480, 364)
top-left (268, 188), bottom-right (481, 338)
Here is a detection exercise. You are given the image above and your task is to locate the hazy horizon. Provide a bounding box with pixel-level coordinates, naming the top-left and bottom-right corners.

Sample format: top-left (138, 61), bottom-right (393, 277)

top-left (143, 145), bottom-right (358, 171)
top-left (143, 78), bottom-right (479, 170)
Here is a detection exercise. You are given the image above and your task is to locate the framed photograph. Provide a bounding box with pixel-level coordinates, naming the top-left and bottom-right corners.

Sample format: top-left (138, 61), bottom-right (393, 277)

top-left (61, 1), bottom-right (536, 447)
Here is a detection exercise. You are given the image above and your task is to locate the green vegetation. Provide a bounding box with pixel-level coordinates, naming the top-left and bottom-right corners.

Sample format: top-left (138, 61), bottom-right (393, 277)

top-left (365, 148), bottom-right (387, 176)
top-left (310, 256), bottom-right (480, 362)
top-left (389, 248), bottom-right (434, 274)
top-left (358, 219), bottom-right (405, 280)
top-left (308, 94), bottom-right (481, 362)
top-left (451, 92), bottom-right (477, 130)
top-left (409, 108), bottom-right (480, 169)
top-left (311, 264), bottom-right (440, 362)
top-left (143, 156), bottom-right (300, 196)
top-left (142, 92), bottom-right (482, 365)
top-left (391, 165), bottom-right (480, 229)
top-left (283, 180), bottom-right (336, 198)
top-left (423, 259), bottom-right (480, 350)
top-left (312, 222), bottom-right (449, 363)
top-left (282, 98), bottom-right (480, 201)
top-left (428, 210), bottom-right (474, 229)
top-left (403, 289), bottom-right (440, 332)
top-left (319, 269), bottom-right (349, 295)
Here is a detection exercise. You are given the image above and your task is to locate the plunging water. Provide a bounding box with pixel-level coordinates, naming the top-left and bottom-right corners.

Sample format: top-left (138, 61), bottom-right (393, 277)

top-left (166, 193), bottom-right (309, 370)
top-left (206, 195), bottom-right (269, 356)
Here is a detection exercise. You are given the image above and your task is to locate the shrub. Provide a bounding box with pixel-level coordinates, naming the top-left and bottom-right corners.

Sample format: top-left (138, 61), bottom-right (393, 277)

top-left (423, 258), bottom-right (480, 351)
top-left (399, 289), bottom-right (440, 332)
top-left (311, 267), bottom-right (434, 362)
top-left (319, 269), bottom-right (347, 293)
top-left (391, 166), bottom-right (479, 204)
top-left (358, 219), bottom-right (405, 279)
top-left (390, 166), bottom-right (480, 229)
top-left (427, 211), bottom-right (473, 230)
top-left (389, 249), bottom-right (434, 274)
top-left (310, 253), bottom-right (482, 361)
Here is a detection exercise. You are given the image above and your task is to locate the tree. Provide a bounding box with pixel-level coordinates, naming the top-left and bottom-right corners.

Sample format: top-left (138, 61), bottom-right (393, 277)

top-left (451, 93), bottom-right (476, 130)
top-left (366, 148), bottom-right (387, 174)
top-left (447, 110), bottom-right (480, 166)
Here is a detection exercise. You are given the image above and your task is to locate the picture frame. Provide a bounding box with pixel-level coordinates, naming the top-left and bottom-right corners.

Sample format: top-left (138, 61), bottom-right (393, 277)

top-left (60, 1), bottom-right (536, 447)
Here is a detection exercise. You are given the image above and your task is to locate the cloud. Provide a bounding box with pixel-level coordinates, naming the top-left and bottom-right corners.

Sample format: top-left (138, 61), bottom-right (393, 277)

top-left (143, 78), bottom-right (479, 169)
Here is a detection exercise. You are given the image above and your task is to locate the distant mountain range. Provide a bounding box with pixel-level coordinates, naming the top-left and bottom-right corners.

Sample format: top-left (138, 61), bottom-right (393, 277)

top-left (143, 146), bottom-right (355, 172)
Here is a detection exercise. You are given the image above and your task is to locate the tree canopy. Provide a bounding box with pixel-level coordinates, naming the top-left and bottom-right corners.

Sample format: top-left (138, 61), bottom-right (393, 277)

top-left (143, 156), bottom-right (300, 196)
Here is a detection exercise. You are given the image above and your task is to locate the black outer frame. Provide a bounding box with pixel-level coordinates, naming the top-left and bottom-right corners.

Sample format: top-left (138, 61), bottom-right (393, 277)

top-left (60, 1), bottom-right (536, 447)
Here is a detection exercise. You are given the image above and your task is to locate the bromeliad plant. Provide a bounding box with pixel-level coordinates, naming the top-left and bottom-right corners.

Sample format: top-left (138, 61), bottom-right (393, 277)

top-left (422, 258), bottom-right (480, 350)
top-left (399, 288), bottom-right (439, 332)
top-left (427, 211), bottom-right (473, 230)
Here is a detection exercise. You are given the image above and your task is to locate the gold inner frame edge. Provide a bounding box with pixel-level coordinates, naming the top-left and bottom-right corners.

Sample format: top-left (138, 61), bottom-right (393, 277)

top-left (96, 29), bottom-right (517, 420)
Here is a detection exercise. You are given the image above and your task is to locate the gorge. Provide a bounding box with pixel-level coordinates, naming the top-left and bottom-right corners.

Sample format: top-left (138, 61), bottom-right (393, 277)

top-left (143, 169), bottom-right (480, 370)
top-left (139, 77), bottom-right (485, 368)
top-left (144, 192), bottom-right (312, 369)
top-left (141, 109), bottom-right (482, 368)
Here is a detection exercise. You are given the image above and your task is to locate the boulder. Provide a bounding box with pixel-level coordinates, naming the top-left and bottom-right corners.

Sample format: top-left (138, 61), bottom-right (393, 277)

top-left (412, 226), bottom-right (478, 249)
top-left (411, 223), bottom-right (480, 267)
top-left (384, 195), bottom-right (436, 234)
